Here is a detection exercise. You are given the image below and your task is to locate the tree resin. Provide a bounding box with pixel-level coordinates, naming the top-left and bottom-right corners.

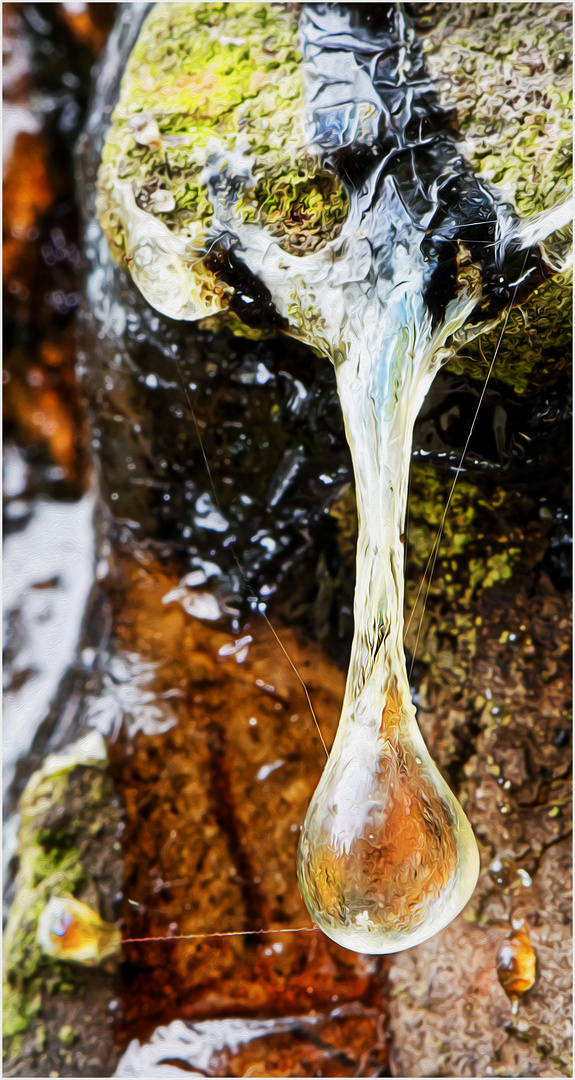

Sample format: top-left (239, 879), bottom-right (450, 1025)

top-left (95, 2), bottom-right (567, 954)
top-left (296, 316), bottom-right (481, 953)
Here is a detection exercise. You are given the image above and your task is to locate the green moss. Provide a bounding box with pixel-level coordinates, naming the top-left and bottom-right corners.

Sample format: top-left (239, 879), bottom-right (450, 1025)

top-left (97, 1), bottom-right (349, 296)
top-left (405, 465), bottom-right (521, 621)
top-left (421, 3), bottom-right (572, 217)
top-left (2, 753), bottom-right (111, 1043)
top-left (447, 273), bottom-right (572, 392)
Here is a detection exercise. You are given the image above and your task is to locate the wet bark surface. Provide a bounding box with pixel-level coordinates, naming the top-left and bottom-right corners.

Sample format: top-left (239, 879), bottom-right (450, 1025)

top-left (391, 496), bottom-right (572, 1077)
top-left (3, 3), bottom-right (572, 1078)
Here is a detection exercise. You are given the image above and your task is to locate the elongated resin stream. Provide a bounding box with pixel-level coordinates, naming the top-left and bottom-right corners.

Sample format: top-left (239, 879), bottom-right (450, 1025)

top-left (95, 2), bottom-right (568, 954)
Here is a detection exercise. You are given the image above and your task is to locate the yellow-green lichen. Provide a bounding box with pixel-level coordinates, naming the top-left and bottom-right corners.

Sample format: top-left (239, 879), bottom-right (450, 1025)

top-left (97, 1), bottom-right (349, 317)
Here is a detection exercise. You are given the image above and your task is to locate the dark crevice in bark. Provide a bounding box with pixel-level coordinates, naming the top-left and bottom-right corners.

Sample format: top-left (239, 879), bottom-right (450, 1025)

top-left (206, 721), bottom-right (271, 936)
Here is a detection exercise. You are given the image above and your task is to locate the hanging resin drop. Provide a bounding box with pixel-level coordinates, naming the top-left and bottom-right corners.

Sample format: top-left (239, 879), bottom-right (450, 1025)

top-left (296, 330), bottom-right (480, 954)
top-left (297, 717), bottom-right (479, 954)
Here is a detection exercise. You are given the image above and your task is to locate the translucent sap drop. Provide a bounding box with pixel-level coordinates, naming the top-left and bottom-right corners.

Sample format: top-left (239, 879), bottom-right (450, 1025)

top-left (37, 895), bottom-right (121, 965)
top-left (297, 313), bottom-right (480, 955)
top-left (496, 928), bottom-right (536, 1005)
top-left (297, 683), bottom-right (480, 953)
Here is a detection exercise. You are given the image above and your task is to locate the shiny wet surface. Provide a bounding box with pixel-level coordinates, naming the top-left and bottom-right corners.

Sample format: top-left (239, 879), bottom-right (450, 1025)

top-left (3, 4), bottom-right (572, 1078)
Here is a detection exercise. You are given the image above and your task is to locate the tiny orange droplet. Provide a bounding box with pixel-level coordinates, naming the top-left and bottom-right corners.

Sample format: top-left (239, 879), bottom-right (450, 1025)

top-left (496, 928), bottom-right (536, 1001)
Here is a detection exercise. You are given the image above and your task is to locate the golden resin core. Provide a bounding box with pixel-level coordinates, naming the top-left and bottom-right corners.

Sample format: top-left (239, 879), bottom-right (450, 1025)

top-left (298, 686), bottom-right (479, 953)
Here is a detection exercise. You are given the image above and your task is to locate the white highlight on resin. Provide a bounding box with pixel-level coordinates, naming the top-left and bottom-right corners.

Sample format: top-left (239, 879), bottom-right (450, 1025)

top-left (257, 759), bottom-right (286, 781)
top-left (85, 653), bottom-right (177, 741)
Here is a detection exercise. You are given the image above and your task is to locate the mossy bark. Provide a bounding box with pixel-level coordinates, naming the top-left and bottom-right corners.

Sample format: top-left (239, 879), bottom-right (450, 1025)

top-left (3, 749), bottom-right (123, 1078)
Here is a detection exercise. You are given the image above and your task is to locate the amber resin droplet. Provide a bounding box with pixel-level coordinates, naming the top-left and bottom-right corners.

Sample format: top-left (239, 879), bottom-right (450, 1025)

top-left (497, 928), bottom-right (536, 1004)
top-left (298, 678), bottom-right (479, 954)
top-left (37, 895), bottom-right (121, 965)
top-left (298, 320), bottom-right (480, 954)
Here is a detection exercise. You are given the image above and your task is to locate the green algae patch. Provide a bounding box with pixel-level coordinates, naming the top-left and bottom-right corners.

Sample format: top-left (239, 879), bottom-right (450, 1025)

top-left (97, 2), bottom-right (349, 322)
top-left (2, 736), bottom-right (121, 1045)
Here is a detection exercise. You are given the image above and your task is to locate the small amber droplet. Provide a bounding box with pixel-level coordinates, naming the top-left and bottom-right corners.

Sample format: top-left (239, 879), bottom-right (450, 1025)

top-left (37, 895), bottom-right (121, 966)
top-left (496, 927), bottom-right (536, 1004)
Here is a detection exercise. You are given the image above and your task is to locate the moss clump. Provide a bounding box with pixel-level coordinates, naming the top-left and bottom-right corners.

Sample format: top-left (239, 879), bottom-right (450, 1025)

top-left (419, 3), bottom-right (572, 217)
top-left (97, 2), bottom-right (349, 320)
top-left (447, 273), bottom-right (572, 393)
top-left (2, 737), bottom-right (119, 1044)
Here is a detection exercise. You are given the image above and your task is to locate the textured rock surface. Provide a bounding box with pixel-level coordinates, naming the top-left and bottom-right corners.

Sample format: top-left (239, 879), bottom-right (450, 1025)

top-left (387, 842), bottom-right (572, 1078)
top-left (418, 2), bottom-right (572, 216)
top-left (387, 465), bottom-right (572, 1077)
